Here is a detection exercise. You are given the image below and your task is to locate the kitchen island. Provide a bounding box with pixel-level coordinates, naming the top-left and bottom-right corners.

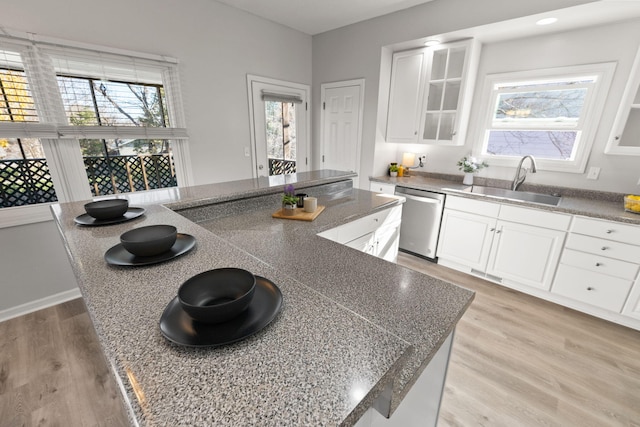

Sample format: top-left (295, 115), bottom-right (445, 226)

top-left (51, 170), bottom-right (474, 426)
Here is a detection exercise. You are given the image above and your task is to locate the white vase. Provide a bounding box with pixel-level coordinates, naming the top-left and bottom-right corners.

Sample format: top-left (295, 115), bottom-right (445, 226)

top-left (463, 173), bottom-right (474, 185)
top-left (390, 171), bottom-right (398, 177)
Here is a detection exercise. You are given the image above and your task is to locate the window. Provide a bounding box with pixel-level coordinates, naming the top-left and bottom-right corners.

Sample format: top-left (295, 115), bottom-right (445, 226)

top-left (0, 32), bottom-right (189, 222)
top-left (265, 100), bottom-right (298, 175)
top-left (476, 63), bottom-right (615, 172)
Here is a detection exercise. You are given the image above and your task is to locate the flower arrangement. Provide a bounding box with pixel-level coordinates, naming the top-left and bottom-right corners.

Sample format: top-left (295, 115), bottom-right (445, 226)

top-left (282, 184), bottom-right (299, 206)
top-left (457, 156), bottom-right (488, 174)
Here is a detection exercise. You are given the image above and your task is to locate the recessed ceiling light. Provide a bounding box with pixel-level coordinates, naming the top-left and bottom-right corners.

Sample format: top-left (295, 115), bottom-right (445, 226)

top-left (536, 17), bottom-right (558, 26)
top-left (424, 39), bottom-right (441, 47)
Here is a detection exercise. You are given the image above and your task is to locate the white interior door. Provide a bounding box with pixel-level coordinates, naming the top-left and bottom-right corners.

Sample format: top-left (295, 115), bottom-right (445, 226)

top-left (248, 75), bottom-right (310, 178)
top-left (321, 80), bottom-right (364, 186)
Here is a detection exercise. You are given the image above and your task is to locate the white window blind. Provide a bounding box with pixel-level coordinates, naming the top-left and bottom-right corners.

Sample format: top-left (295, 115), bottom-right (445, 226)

top-left (0, 30), bottom-right (192, 217)
top-left (0, 35), bottom-right (188, 139)
top-left (261, 91), bottom-right (303, 104)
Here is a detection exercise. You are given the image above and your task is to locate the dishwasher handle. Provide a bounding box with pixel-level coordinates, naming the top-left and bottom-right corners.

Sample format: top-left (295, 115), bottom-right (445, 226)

top-left (402, 193), bottom-right (443, 204)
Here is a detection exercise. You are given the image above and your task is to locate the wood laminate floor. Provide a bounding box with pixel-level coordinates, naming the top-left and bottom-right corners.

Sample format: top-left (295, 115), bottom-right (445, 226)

top-left (397, 252), bottom-right (640, 427)
top-left (1, 256), bottom-right (639, 426)
top-left (0, 298), bottom-right (129, 427)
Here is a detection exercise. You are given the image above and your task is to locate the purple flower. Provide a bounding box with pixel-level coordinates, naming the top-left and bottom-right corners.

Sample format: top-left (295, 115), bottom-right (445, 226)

top-left (284, 184), bottom-right (295, 196)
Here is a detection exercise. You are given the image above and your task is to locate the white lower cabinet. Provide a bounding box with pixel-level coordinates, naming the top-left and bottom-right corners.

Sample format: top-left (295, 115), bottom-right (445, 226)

top-left (437, 198), bottom-right (640, 330)
top-left (553, 264), bottom-right (633, 312)
top-left (369, 181), bottom-right (396, 195)
top-left (437, 196), bottom-right (569, 292)
top-left (319, 205), bottom-right (403, 262)
top-left (487, 220), bottom-right (566, 291)
top-left (550, 216), bottom-right (640, 325)
top-left (624, 275), bottom-right (640, 320)
top-left (437, 208), bottom-right (496, 271)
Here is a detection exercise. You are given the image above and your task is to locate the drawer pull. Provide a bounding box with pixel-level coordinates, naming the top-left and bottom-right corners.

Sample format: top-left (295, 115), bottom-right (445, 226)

top-left (496, 230), bottom-right (502, 234)
top-left (595, 262), bottom-right (602, 267)
top-left (606, 229), bottom-right (613, 234)
top-left (490, 228), bottom-right (496, 232)
top-left (587, 286), bottom-right (595, 291)
top-left (601, 246), bottom-right (609, 251)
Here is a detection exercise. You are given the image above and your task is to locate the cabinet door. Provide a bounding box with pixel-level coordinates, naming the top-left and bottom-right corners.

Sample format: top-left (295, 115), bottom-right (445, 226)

top-left (374, 223), bottom-right (401, 262)
top-left (623, 275), bottom-right (640, 320)
top-left (437, 209), bottom-right (496, 271)
top-left (606, 44), bottom-right (640, 155)
top-left (344, 232), bottom-right (377, 255)
top-left (486, 220), bottom-right (565, 291)
top-left (419, 39), bottom-right (480, 146)
top-left (386, 49), bottom-right (426, 143)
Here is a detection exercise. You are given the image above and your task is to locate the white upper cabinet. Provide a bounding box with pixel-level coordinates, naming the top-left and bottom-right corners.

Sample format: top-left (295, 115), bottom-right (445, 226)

top-left (386, 49), bottom-right (427, 142)
top-left (606, 44), bottom-right (640, 155)
top-left (386, 39), bottom-right (481, 145)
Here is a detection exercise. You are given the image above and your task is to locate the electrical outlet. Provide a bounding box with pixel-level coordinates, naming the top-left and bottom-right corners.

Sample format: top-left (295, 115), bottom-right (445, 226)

top-left (587, 166), bottom-right (600, 180)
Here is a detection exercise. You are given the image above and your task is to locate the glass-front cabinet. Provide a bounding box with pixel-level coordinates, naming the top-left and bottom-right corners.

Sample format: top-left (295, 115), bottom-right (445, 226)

top-left (606, 44), bottom-right (640, 155)
top-left (385, 39), bottom-right (480, 145)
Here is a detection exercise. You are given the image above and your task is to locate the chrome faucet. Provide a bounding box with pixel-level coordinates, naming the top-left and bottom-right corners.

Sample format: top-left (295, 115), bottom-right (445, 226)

top-left (511, 155), bottom-right (537, 191)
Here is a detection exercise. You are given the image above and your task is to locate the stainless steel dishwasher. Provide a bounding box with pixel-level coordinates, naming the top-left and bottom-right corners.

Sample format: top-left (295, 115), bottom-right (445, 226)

top-left (394, 187), bottom-right (446, 261)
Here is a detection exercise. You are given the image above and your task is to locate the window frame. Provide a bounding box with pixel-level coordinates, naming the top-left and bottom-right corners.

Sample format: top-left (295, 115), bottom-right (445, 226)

top-left (0, 33), bottom-right (192, 228)
top-left (473, 63), bottom-right (616, 173)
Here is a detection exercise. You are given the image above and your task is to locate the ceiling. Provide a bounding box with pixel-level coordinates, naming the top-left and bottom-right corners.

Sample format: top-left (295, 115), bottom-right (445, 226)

top-left (214, 0), bottom-right (640, 40)
top-left (213, 0), bottom-right (436, 35)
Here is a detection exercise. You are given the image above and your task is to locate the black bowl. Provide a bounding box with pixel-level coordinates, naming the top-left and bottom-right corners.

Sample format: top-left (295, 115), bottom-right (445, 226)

top-left (120, 225), bottom-right (177, 257)
top-left (178, 268), bottom-right (257, 323)
top-left (84, 199), bottom-right (129, 220)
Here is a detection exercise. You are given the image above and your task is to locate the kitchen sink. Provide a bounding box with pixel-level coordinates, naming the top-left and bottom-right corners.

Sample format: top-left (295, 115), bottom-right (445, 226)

top-left (444, 185), bottom-right (562, 206)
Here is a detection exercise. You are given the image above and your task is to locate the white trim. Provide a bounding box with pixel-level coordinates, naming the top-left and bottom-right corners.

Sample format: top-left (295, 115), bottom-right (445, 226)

top-left (0, 287), bottom-right (82, 323)
top-left (0, 26), bottom-right (178, 65)
top-left (246, 74), bottom-right (311, 178)
top-left (473, 62), bottom-right (617, 173)
top-left (320, 79), bottom-right (366, 185)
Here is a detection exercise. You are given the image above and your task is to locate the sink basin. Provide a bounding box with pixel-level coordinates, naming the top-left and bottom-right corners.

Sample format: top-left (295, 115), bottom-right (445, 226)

top-left (444, 186), bottom-right (562, 206)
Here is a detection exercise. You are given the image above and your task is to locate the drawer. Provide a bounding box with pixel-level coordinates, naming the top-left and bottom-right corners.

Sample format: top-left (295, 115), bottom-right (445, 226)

top-left (334, 205), bottom-right (402, 244)
top-left (499, 204), bottom-right (571, 231)
top-left (564, 233), bottom-right (640, 264)
top-left (369, 182), bottom-right (396, 195)
top-left (560, 248), bottom-right (639, 280)
top-left (552, 264), bottom-right (633, 312)
top-left (445, 195), bottom-right (500, 217)
top-left (572, 216), bottom-right (640, 245)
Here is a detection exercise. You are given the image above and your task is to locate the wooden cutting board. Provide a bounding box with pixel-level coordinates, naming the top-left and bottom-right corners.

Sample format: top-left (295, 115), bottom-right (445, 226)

top-left (272, 205), bottom-right (325, 221)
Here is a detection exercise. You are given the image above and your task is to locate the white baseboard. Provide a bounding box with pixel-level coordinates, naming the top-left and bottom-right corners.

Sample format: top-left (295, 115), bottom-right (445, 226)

top-left (0, 288), bottom-right (82, 323)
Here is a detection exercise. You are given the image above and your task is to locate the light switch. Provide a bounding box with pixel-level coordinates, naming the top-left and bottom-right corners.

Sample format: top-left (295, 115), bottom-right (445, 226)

top-left (587, 166), bottom-right (600, 180)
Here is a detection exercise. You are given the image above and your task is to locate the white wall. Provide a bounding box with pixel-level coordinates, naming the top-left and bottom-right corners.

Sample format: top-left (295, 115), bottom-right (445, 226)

top-left (0, 0), bottom-right (312, 316)
top-left (0, 220), bottom-right (78, 317)
top-left (2, 0), bottom-right (312, 186)
top-left (311, 0), bottom-right (612, 189)
top-left (459, 20), bottom-right (640, 192)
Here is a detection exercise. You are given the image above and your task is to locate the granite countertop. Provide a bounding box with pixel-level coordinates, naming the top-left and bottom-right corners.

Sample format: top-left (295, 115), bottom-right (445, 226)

top-left (370, 174), bottom-right (640, 225)
top-left (50, 170), bottom-right (474, 426)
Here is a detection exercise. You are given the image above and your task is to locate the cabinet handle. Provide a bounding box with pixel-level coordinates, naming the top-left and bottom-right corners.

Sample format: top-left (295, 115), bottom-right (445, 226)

top-left (587, 286), bottom-right (595, 291)
top-left (615, 135), bottom-right (620, 141)
top-left (601, 246), bottom-right (608, 251)
top-left (495, 229), bottom-right (501, 234)
top-left (489, 228), bottom-right (495, 232)
top-left (606, 229), bottom-right (613, 234)
top-left (595, 262), bottom-right (602, 267)
top-left (414, 131), bottom-right (418, 135)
